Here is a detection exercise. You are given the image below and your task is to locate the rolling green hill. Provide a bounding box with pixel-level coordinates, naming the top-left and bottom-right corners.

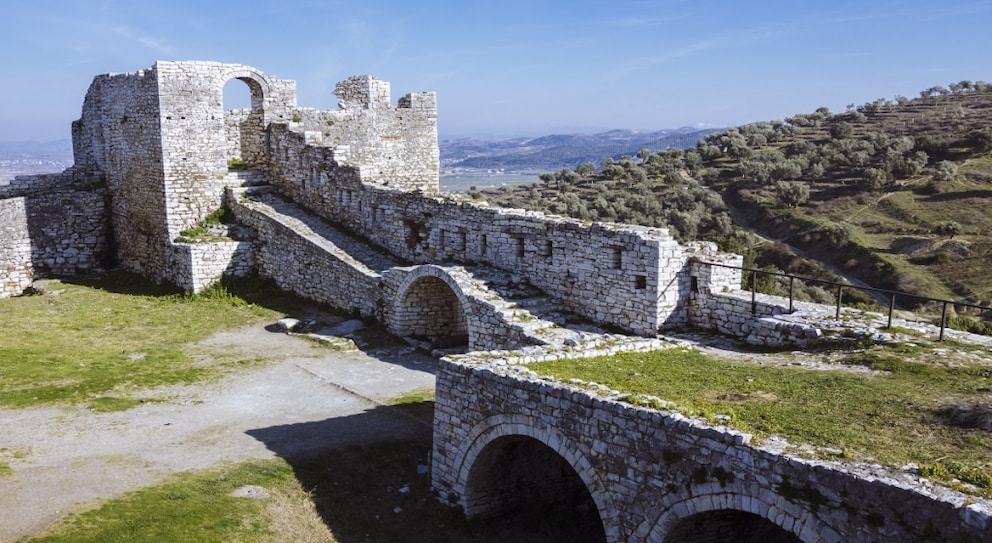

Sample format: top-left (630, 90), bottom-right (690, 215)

top-left (475, 81), bottom-right (992, 314)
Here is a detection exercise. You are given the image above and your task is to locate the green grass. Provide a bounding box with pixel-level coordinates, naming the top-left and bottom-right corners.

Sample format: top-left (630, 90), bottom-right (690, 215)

top-left (942, 316), bottom-right (992, 337)
top-left (385, 389), bottom-right (436, 420)
top-left (28, 459), bottom-right (305, 543)
top-left (24, 397), bottom-right (559, 543)
top-left (530, 346), bottom-right (992, 495)
top-left (0, 272), bottom-right (280, 410)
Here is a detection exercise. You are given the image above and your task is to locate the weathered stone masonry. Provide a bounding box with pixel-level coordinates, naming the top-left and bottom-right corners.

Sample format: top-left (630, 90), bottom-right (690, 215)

top-left (432, 356), bottom-right (992, 542)
top-left (3, 60), bottom-right (991, 539)
top-left (0, 172), bottom-right (110, 297)
top-left (2, 60), bottom-right (751, 343)
top-left (0, 59), bottom-right (963, 350)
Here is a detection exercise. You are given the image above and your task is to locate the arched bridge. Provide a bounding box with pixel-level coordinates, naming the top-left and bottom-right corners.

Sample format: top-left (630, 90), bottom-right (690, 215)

top-left (430, 357), bottom-right (992, 542)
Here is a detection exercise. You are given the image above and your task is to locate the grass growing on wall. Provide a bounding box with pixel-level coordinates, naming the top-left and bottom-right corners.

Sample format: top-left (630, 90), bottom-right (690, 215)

top-left (531, 346), bottom-right (992, 496)
top-left (0, 272), bottom-right (279, 410)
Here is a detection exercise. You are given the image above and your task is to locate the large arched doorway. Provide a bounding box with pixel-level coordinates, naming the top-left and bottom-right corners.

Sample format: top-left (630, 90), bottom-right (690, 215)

top-left (464, 435), bottom-right (607, 542)
top-left (222, 76), bottom-right (266, 168)
top-left (393, 272), bottom-right (470, 350)
top-left (663, 510), bottom-right (802, 543)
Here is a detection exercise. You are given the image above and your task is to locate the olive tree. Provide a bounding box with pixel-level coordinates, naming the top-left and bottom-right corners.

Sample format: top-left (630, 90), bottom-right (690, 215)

top-left (776, 181), bottom-right (810, 208)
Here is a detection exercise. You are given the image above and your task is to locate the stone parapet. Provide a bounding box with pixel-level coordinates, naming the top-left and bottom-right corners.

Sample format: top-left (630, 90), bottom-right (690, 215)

top-left (432, 354), bottom-right (992, 542)
top-left (0, 170), bottom-right (110, 296)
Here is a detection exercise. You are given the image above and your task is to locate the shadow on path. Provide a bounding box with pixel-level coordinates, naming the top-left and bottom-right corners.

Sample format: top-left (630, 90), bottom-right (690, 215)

top-left (247, 403), bottom-right (606, 543)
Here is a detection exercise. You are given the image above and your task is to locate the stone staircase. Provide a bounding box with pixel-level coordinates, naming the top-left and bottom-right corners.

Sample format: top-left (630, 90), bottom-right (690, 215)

top-left (458, 265), bottom-right (612, 348)
top-left (241, 187), bottom-right (402, 274)
top-left (223, 169), bottom-right (272, 187)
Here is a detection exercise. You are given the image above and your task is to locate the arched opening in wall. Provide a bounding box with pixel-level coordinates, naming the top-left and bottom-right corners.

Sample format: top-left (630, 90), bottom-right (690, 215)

top-left (222, 77), bottom-right (265, 168)
top-left (395, 276), bottom-right (469, 350)
top-left (663, 510), bottom-right (802, 543)
top-left (463, 435), bottom-right (606, 542)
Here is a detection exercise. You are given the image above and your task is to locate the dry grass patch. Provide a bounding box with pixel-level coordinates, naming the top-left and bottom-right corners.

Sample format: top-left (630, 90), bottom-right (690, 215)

top-left (262, 483), bottom-right (336, 543)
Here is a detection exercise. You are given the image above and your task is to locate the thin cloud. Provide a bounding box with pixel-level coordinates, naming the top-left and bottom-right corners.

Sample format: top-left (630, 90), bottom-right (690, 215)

top-left (823, 51), bottom-right (877, 60)
top-left (611, 40), bottom-right (717, 77)
top-left (111, 26), bottom-right (175, 56)
top-left (605, 13), bottom-right (693, 28)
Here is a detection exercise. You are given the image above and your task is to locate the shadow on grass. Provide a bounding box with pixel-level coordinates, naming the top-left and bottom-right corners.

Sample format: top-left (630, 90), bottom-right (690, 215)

top-left (924, 188), bottom-right (992, 202)
top-left (59, 271), bottom-right (439, 375)
top-left (247, 402), bottom-right (606, 543)
top-left (59, 269), bottom-right (187, 296)
top-left (62, 272), bottom-right (325, 315)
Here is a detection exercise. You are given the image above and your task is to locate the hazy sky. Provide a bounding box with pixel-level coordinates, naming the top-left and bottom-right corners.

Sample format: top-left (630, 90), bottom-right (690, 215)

top-left (1, 0), bottom-right (990, 142)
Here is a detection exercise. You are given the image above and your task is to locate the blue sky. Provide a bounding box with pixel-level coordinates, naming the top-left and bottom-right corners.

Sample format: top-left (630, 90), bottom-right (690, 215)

top-left (1, 0), bottom-right (990, 142)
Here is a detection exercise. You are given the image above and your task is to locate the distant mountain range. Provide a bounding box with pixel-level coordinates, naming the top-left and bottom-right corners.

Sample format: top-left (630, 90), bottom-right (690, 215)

top-left (441, 127), bottom-right (720, 173)
top-left (0, 127), bottom-right (723, 182)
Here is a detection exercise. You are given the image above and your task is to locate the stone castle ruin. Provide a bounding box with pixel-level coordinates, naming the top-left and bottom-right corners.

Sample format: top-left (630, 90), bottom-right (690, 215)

top-left (1, 60), bottom-right (824, 351)
top-left (4, 62), bottom-right (991, 541)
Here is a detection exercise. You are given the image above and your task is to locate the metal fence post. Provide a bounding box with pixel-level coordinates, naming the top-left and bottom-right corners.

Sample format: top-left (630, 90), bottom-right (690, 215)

top-left (789, 276), bottom-right (795, 313)
top-left (887, 294), bottom-right (895, 329)
top-left (751, 272), bottom-right (757, 315)
top-left (835, 285), bottom-right (843, 319)
top-left (939, 301), bottom-right (948, 341)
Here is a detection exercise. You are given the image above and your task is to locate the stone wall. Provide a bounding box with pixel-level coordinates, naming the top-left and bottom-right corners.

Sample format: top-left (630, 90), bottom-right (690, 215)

top-left (66, 61), bottom-right (298, 289)
top-left (290, 74), bottom-right (439, 193)
top-left (264, 125), bottom-right (723, 336)
top-left (690, 290), bottom-right (821, 347)
top-left (72, 66), bottom-right (167, 280)
top-left (154, 61), bottom-right (296, 239)
top-left (224, 109), bottom-right (251, 162)
top-left (431, 356), bottom-right (992, 542)
top-left (231, 189), bottom-right (386, 317)
top-left (228, 187), bottom-right (556, 351)
top-left (0, 172), bottom-right (111, 297)
top-left (0, 197), bottom-right (32, 297)
top-left (166, 241), bottom-right (255, 292)
top-left (688, 259), bottom-right (821, 347)
top-left (4, 62), bottom-right (762, 342)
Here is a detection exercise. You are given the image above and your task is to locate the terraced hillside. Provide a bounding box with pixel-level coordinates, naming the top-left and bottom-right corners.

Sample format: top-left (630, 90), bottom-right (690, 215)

top-left (477, 82), bottom-right (992, 314)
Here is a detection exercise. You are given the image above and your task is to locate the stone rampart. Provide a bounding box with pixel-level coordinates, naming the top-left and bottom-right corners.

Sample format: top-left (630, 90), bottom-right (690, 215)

top-left (155, 61), bottom-right (296, 239)
top-left (0, 171), bottom-right (110, 296)
top-left (431, 355), bottom-right (992, 542)
top-left (229, 187), bottom-right (386, 318)
top-left (289, 74), bottom-right (439, 193)
top-left (2, 62), bottom-right (753, 341)
top-left (264, 124), bottom-right (723, 336)
top-left (65, 61), bottom-right (297, 288)
top-left (229, 186), bottom-right (571, 351)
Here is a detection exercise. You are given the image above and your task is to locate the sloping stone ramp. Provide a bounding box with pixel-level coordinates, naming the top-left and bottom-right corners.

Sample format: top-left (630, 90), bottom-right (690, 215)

top-left (226, 179), bottom-right (660, 355)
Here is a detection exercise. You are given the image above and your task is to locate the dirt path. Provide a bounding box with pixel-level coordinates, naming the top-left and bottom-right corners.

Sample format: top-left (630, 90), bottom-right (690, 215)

top-left (0, 323), bottom-right (438, 542)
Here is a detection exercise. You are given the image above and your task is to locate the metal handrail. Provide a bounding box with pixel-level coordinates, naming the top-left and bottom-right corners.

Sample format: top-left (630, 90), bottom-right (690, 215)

top-left (699, 260), bottom-right (992, 341)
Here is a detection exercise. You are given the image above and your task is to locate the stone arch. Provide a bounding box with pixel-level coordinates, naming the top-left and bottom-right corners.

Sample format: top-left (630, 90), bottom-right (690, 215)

top-left (660, 510), bottom-right (802, 543)
top-left (452, 413), bottom-right (620, 543)
top-left (219, 67), bottom-right (274, 168)
top-left (218, 66), bottom-right (279, 110)
top-left (635, 483), bottom-right (835, 543)
top-left (391, 265), bottom-right (471, 349)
